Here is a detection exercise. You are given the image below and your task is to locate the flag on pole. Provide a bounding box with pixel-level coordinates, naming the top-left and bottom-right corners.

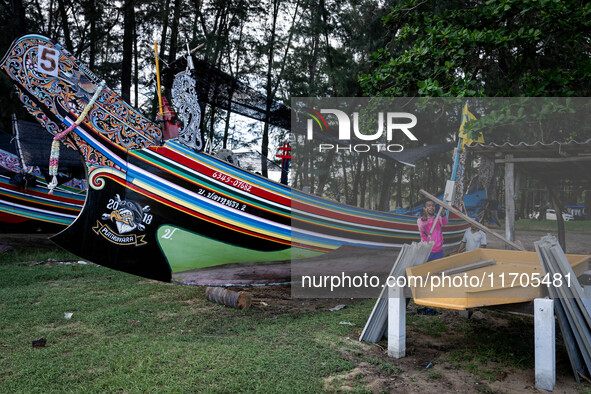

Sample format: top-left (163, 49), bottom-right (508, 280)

top-left (458, 103), bottom-right (484, 149)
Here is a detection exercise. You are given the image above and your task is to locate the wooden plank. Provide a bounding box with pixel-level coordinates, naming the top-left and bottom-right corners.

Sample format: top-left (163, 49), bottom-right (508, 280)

top-left (419, 189), bottom-right (526, 251)
top-left (439, 259), bottom-right (496, 276)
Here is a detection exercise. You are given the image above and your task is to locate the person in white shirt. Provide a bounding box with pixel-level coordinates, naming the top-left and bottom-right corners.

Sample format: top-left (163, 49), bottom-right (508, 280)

top-left (457, 226), bottom-right (487, 253)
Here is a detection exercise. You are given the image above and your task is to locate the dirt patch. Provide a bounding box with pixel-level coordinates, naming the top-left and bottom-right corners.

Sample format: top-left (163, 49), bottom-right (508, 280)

top-left (0, 232), bottom-right (57, 248)
top-left (318, 305), bottom-right (591, 393)
top-left (233, 284), bottom-right (354, 315)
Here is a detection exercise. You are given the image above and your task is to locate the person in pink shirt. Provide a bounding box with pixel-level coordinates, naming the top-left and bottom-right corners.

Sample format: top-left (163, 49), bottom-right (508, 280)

top-left (417, 200), bottom-right (448, 261)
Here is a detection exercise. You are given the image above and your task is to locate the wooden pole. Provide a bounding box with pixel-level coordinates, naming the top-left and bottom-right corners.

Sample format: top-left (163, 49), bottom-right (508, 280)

top-left (504, 154), bottom-right (515, 246)
top-left (419, 189), bottom-right (526, 251)
top-left (549, 187), bottom-right (566, 252)
top-left (428, 206), bottom-right (444, 239)
top-left (153, 42), bottom-right (164, 118)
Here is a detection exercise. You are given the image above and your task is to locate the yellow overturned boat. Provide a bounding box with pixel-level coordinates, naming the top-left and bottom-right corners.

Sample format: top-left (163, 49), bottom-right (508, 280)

top-left (406, 248), bottom-right (591, 310)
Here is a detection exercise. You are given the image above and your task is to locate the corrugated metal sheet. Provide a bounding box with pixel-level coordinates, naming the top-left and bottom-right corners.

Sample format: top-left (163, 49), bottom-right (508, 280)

top-left (467, 139), bottom-right (591, 157)
top-left (465, 139), bottom-right (591, 183)
top-left (359, 241), bottom-right (434, 343)
top-left (535, 235), bottom-right (591, 382)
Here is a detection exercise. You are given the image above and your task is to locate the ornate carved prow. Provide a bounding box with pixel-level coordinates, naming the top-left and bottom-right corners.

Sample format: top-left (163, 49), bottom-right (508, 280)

top-left (171, 71), bottom-right (203, 151)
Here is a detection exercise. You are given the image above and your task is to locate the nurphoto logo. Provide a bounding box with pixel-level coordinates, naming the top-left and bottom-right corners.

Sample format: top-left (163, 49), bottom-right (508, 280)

top-left (305, 108), bottom-right (418, 153)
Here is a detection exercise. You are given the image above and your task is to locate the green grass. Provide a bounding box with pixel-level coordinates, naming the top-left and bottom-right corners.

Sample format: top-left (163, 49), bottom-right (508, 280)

top-left (0, 248), bottom-right (375, 393)
top-left (0, 245), bottom-right (79, 265)
top-left (360, 356), bottom-right (402, 375)
top-left (507, 219), bottom-right (591, 234)
top-left (441, 310), bottom-right (535, 382)
top-left (406, 313), bottom-right (450, 338)
top-left (427, 371), bottom-right (441, 380)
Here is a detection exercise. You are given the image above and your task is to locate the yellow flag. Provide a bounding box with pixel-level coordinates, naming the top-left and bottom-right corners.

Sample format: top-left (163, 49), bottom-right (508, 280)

top-left (458, 103), bottom-right (484, 149)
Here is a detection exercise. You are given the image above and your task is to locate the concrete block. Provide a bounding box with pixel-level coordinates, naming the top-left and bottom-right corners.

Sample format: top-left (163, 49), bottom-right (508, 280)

top-left (388, 285), bottom-right (406, 359)
top-left (535, 298), bottom-right (555, 391)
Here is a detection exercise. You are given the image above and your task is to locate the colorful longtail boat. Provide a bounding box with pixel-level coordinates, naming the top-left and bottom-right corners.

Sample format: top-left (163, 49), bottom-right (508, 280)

top-left (1, 34), bottom-right (468, 283)
top-left (0, 147), bottom-right (85, 226)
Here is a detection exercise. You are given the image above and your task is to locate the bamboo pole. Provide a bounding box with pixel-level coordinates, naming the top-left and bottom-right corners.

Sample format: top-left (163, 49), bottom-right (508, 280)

top-left (419, 189), bottom-right (526, 251)
top-left (153, 42), bottom-right (164, 118)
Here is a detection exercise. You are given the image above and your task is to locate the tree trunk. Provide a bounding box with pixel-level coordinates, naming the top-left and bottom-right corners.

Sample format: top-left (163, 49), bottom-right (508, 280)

top-left (9, 0), bottom-right (26, 38)
top-left (164, 0), bottom-right (182, 98)
top-left (504, 155), bottom-right (515, 245)
top-left (395, 164), bottom-right (403, 209)
top-left (308, 0), bottom-right (322, 93)
top-left (47, 0), bottom-right (55, 37)
top-left (86, 0), bottom-right (97, 70)
top-left (261, 0), bottom-right (281, 177)
top-left (340, 153), bottom-right (349, 203)
top-left (134, 25), bottom-right (139, 108)
top-left (152, 0), bottom-right (171, 119)
top-left (409, 167), bottom-right (415, 208)
top-left (121, 0), bottom-right (135, 103)
top-left (378, 162), bottom-right (397, 211)
top-left (359, 155), bottom-right (367, 208)
top-left (222, 23), bottom-right (244, 149)
top-left (350, 153), bottom-right (364, 206)
top-left (261, 0), bottom-right (299, 177)
top-left (56, 0), bottom-right (73, 51)
top-left (315, 150), bottom-right (336, 196)
top-left (205, 287), bottom-right (252, 310)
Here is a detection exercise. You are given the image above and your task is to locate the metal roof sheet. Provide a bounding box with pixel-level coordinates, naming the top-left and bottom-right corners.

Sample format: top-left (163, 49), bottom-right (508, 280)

top-left (465, 139), bottom-right (591, 184)
top-left (466, 138), bottom-right (591, 156)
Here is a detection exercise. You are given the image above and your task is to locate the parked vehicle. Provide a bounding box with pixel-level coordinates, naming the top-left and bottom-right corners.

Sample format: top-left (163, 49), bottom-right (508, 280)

top-left (545, 209), bottom-right (574, 221)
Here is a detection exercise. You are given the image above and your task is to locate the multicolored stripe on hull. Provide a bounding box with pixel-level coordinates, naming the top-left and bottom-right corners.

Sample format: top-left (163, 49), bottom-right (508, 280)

top-left (0, 149), bottom-right (85, 225)
top-left (1, 34), bottom-right (469, 282)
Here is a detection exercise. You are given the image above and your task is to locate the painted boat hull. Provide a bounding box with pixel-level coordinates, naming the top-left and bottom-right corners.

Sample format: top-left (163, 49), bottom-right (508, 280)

top-left (0, 175), bottom-right (84, 225)
top-left (0, 149), bottom-right (85, 226)
top-left (1, 34), bottom-right (470, 283)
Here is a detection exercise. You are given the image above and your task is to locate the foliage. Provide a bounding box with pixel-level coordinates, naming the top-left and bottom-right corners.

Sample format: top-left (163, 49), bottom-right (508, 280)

top-left (512, 218), bottom-right (591, 234)
top-left (353, 0), bottom-right (591, 210)
top-left (2, 0), bottom-right (589, 209)
top-left (359, 0), bottom-right (591, 98)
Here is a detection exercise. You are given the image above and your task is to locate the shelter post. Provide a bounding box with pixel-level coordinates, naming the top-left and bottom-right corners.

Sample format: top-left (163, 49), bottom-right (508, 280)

top-left (504, 154), bottom-right (515, 247)
top-left (549, 187), bottom-right (566, 251)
